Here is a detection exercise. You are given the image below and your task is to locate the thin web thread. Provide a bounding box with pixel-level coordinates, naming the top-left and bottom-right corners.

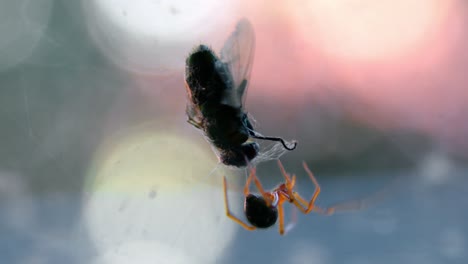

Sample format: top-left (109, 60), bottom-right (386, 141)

top-left (253, 141), bottom-right (291, 165)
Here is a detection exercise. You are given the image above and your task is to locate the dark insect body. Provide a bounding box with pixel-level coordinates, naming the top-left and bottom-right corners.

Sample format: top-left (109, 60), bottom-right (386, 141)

top-left (184, 19), bottom-right (296, 167)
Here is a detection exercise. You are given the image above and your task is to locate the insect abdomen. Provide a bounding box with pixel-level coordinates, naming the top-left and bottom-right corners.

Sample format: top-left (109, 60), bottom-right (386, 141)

top-left (205, 104), bottom-right (249, 147)
top-left (185, 45), bottom-right (229, 108)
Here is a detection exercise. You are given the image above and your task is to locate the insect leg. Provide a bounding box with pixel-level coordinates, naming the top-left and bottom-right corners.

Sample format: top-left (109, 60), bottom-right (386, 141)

top-left (185, 103), bottom-right (203, 129)
top-left (248, 129), bottom-right (297, 150)
top-left (187, 118), bottom-right (203, 130)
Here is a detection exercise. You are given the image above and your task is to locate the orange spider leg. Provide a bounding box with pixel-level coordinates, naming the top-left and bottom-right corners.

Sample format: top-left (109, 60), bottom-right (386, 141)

top-left (289, 193), bottom-right (309, 213)
top-left (282, 162), bottom-right (334, 215)
top-left (250, 169), bottom-right (274, 206)
top-left (243, 168), bottom-right (255, 196)
top-left (277, 201), bottom-right (286, 235)
top-left (293, 192), bottom-right (335, 215)
top-left (223, 176), bottom-right (256, 231)
top-left (275, 194), bottom-right (300, 236)
top-left (278, 160), bottom-right (297, 198)
top-left (277, 160), bottom-right (292, 182)
top-left (250, 167), bottom-right (297, 235)
top-left (302, 161), bottom-right (322, 214)
top-left (289, 174), bottom-right (297, 194)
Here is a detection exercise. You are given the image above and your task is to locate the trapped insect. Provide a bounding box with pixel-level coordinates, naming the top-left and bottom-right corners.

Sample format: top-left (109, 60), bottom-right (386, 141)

top-left (184, 19), bottom-right (297, 167)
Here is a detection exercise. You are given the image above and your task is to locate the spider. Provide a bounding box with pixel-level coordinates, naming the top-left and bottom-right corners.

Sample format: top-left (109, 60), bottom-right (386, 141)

top-left (223, 160), bottom-right (336, 235)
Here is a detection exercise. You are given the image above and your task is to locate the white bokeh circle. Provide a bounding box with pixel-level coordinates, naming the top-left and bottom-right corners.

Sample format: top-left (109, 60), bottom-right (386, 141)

top-left (82, 0), bottom-right (237, 73)
top-left (84, 130), bottom-right (240, 263)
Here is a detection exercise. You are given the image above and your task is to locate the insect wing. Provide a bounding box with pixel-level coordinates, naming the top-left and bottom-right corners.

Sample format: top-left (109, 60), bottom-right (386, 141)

top-left (220, 19), bottom-right (256, 108)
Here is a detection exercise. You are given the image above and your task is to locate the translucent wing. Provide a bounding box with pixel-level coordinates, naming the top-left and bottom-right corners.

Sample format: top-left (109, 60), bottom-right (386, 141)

top-left (219, 18), bottom-right (255, 108)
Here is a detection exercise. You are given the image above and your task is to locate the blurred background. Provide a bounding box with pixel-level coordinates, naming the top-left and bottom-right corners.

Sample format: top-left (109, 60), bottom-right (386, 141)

top-left (0, 0), bottom-right (467, 263)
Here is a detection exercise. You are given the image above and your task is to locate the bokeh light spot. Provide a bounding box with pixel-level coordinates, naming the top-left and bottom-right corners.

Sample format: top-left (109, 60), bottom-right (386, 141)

top-left (84, 130), bottom-right (239, 263)
top-left (291, 0), bottom-right (453, 62)
top-left (83, 0), bottom-right (237, 73)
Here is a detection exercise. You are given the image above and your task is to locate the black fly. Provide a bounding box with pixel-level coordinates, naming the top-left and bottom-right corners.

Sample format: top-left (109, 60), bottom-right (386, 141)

top-left (184, 19), bottom-right (297, 167)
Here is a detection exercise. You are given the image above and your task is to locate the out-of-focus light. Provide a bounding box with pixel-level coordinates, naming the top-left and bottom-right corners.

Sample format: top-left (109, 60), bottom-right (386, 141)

top-left (418, 152), bottom-right (454, 185)
top-left (0, 171), bottom-right (34, 232)
top-left (290, 0), bottom-right (453, 62)
top-left (290, 242), bottom-right (329, 264)
top-left (83, 0), bottom-right (237, 73)
top-left (84, 129), bottom-right (240, 263)
top-left (370, 210), bottom-right (398, 235)
top-left (243, 0), bottom-right (466, 153)
top-left (92, 241), bottom-right (193, 264)
top-left (440, 228), bottom-right (465, 259)
top-left (0, 0), bottom-right (53, 71)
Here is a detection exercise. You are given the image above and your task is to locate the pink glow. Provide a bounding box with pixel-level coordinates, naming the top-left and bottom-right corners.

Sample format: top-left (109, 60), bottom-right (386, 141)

top-left (241, 0), bottom-right (468, 153)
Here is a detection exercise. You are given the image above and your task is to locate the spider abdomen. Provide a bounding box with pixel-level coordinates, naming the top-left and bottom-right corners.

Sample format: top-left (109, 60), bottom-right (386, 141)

top-left (244, 194), bottom-right (278, 228)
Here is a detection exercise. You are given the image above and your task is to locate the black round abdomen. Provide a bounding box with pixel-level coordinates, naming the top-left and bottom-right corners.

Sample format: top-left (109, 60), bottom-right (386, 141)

top-left (244, 194), bottom-right (278, 228)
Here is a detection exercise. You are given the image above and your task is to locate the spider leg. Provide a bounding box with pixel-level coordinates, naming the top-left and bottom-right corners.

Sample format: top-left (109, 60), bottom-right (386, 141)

top-left (283, 162), bottom-right (331, 214)
top-left (223, 176), bottom-right (256, 231)
top-left (293, 192), bottom-right (334, 215)
top-left (278, 202), bottom-right (286, 235)
top-left (276, 162), bottom-right (332, 215)
top-left (299, 162), bottom-right (368, 215)
top-left (292, 162), bottom-right (400, 217)
top-left (311, 186), bottom-right (393, 215)
top-left (243, 168), bottom-right (255, 196)
top-left (302, 161), bottom-right (322, 214)
top-left (278, 160), bottom-right (299, 199)
top-left (290, 193), bottom-right (309, 213)
top-left (277, 160), bottom-right (291, 181)
top-left (250, 169), bottom-right (273, 207)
